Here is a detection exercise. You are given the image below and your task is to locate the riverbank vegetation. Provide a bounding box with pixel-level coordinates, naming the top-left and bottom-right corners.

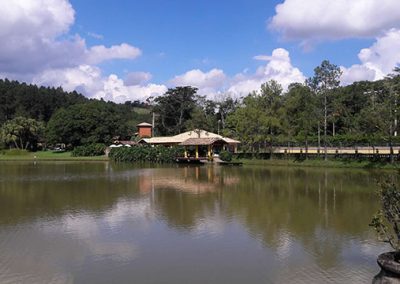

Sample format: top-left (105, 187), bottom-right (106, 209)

top-left (1, 61), bottom-right (400, 163)
top-left (108, 146), bottom-right (183, 163)
top-left (0, 78), bottom-right (151, 150)
top-left (71, 144), bottom-right (106, 157)
top-left (238, 158), bottom-right (400, 170)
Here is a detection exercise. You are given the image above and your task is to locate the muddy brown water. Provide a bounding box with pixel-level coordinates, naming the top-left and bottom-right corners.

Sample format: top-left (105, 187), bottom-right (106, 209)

top-left (0, 161), bottom-right (392, 283)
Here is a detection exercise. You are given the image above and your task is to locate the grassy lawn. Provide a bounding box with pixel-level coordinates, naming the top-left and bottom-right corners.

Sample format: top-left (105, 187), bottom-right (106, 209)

top-left (238, 158), bottom-right (400, 169)
top-left (0, 150), bottom-right (109, 161)
top-left (133, 107), bottom-right (151, 115)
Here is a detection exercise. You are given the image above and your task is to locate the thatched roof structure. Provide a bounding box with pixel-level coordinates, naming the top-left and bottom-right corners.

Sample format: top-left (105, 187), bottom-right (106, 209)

top-left (139, 129), bottom-right (240, 145)
top-left (179, 137), bottom-right (226, 146)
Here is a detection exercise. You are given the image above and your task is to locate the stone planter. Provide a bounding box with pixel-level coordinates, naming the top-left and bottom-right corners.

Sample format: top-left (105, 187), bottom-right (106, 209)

top-left (378, 252), bottom-right (400, 276)
top-left (373, 252), bottom-right (400, 283)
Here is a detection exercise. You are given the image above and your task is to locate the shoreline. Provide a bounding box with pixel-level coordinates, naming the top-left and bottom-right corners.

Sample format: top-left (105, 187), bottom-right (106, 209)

top-left (0, 151), bottom-right (108, 162)
top-left (1, 151), bottom-right (399, 169)
top-left (237, 158), bottom-right (400, 170)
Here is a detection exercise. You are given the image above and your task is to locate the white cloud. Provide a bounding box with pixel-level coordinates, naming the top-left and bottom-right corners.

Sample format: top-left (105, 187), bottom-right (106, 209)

top-left (86, 43), bottom-right (141, 65)
top-left (0, 0), bottom-right (142, 101)
top-left (100, 75), bottom-right (167, 103)
top-left (270, 0), bottom-right (400, 41)
top-left (32, 65), bottom-right (167, 103)
top-left (228, 48), bottom-right (305, 96)
top-left (340, 29), bottom-right (400, 85)
top-left (167, 49), bottom-right (305, 98)
top-left (32, 65), bottom-right (104, 97)
top-left (340, 65), bottom-right (376, 86)
top-left (0, 0), bottom-right (141, 73)
top-left (124, 72), bottom-right (152, 86)
top-left (170, 69), bottom-right (226, 89)
top-left (0, 0), bottom-right (75, 39)
top-left (87, 32), bottom-right (104, 40)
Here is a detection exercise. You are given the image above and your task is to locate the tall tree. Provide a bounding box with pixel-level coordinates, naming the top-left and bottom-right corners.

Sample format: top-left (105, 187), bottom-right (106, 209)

top-left (0, 117), bottom-right (44, 150)
top-left (226, 80), bottom-right (284, 156)
top-left (153, 86), bottom-right (198, 135)
top-left (307, 60), bottom-right (342, 160)
top-left (46, 101), bottom-right (131, 146)
top-left (185, 96), bottom-right (218, 132)
top-left (284, 83), bottom-right (317, 158)
top-left (259, 80), bottom-right (283, 156)
top-left (216, 95), bottom-right (239, 130)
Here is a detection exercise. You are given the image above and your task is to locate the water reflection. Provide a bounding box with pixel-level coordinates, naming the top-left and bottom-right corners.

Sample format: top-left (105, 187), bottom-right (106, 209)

top-left (0, 162), bottom-right (392, 283)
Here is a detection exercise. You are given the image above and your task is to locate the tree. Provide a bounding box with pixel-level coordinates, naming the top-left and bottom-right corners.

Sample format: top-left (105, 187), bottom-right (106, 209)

top-left (225, 80), bottom-right (284, 156)
top-left (0, 117), bottom-right (44, 150)
top-left (46, 101), bottom-right (131, 146)
top-left (216, 95), bottom-right (239, 130)
top-left (371, 179), bottom-right (400, 251)
top-left (259, 80), bottom-right (283, 156)
top-left (307, 60), bottom-right (342, 160)
top-left (226, 92), bottom-right (269, 153)
top-left (153, 86), bottom-right (198, 135)
top-left (284, 83), bottom-right (317, 158)
top-left (185, 97), bottom-right (218, 133)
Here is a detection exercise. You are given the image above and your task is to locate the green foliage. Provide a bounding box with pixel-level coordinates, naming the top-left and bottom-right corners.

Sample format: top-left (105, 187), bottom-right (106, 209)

top-left (153, 86), bottom-right (198, 136)
top-left (185, 97), bottom-right (219, 133)
top-left (226, 80), bottom-right (283, 153)
top-left (0, 79), bottom-right (151, 146)
top-left (219, 150), bottom-right (232, 162)
top-left (0, 117), bottom-right (44, 150)
top-left (370, 179), bottom-right (400, 251)
top-left (71, 143), bottom-right (106, 157)
top-left (46, 101), bottom-right (132, 146)
top-left (0, 79), bottom-right (86, 124)
top-left (109, 146), bottom-right (184, 163)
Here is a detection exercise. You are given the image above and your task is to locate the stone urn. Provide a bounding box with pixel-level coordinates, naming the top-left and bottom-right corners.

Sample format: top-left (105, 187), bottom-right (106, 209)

top-left (373, 252), bottom-right (400, 283)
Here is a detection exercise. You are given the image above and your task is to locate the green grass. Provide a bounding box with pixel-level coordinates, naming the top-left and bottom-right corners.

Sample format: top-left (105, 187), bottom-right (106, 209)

top-left (133, 107), bottom-right (151, 115)
top-left (237, 158), bottom-right (400, 169)
top-left (0, 150), bottom-right (109, 161)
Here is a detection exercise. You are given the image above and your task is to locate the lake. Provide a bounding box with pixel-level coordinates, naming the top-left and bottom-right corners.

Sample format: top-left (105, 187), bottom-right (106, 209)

top-left (0, 161), bottom-right (391, 283)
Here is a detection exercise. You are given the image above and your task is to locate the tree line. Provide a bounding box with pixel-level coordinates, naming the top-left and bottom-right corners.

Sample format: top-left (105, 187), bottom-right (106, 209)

top-left (152, 61), bottom-right (400, 157)
top-left (0, 79), bottom-right (151, 150)
top-left (1, 60), bottom-right (400, 152)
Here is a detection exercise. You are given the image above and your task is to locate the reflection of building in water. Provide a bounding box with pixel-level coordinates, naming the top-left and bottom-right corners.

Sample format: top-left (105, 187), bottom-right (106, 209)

top-left (138, 166), bottom-right (239, 195)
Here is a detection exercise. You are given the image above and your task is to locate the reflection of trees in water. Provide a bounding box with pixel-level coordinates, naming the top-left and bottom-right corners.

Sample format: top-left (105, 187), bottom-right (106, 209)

top-left (220, 167), bottom-right (383, 269)
top-left (0, 162), bottom-right (145, 225)
top-left (0, 162), bottom-right (390, 269)
top-left (147, 166), bottom-right (386, 269)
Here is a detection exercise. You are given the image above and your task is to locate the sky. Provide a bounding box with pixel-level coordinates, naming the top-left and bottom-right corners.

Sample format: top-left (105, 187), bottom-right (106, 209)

top-left (1, 0), bottom-right (400, 102)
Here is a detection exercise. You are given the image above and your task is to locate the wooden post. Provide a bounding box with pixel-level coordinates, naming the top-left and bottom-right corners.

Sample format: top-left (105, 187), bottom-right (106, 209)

top-left (208, 145), bottom-right (211, 159)
top-left (184, 147), bottom-right (188, 158)
top-left (195, 145), bottom-right (199, 159)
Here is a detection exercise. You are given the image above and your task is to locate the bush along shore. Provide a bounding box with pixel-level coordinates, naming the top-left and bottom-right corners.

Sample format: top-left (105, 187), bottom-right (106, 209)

top-left (108, 146), bottom-right (184, 163)
top-left (235, 156), bottom-right (400, 169)
top-left (72, 143), bottom-right (106, 157)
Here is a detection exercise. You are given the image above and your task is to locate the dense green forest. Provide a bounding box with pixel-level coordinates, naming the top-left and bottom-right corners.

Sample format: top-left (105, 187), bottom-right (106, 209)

top-left (1, 60), bottom-right (400, 152)
top-left (0, 79), bottom-right (151, 150)
top-left (152, 61), bottom-right (400, 154)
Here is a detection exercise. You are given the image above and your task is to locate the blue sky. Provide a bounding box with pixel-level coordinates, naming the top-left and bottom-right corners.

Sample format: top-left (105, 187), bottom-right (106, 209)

top-left (69, 0), bottom-right (371, 81)
top-left (1, 0), bottom-right (400, 102)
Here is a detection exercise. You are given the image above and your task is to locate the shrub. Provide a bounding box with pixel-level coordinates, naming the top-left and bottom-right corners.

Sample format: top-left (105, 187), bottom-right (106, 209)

top-left (370, 179), bottom-right (400, 251)
top-left (109, 145), bottom-right (184, 163)
top-left (219, 150), bottom-right (232, 162)
top-left (72, 143), bottom-right (106, 157)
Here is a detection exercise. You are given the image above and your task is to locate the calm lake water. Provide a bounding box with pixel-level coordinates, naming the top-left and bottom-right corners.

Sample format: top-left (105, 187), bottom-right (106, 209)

top-left (0, 161), bottom-right (392, 283)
